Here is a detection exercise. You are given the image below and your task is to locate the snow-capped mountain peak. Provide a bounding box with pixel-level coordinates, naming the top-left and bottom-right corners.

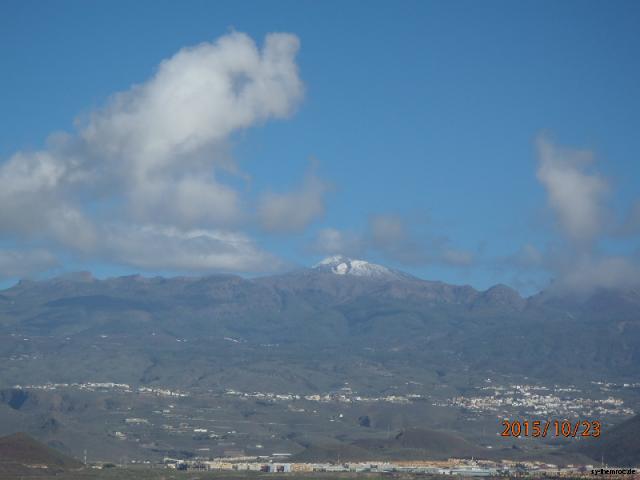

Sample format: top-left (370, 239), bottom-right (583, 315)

top-left (314, 255), bottom-right (349, 267)
top-left (313, 255), bottom-right (406, 279)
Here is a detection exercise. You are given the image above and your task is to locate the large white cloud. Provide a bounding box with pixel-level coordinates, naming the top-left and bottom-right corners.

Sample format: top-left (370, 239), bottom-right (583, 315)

top-left (83, 32), bottom-right (303, 177)
top-left (0, 32), bottom-right (306, 275)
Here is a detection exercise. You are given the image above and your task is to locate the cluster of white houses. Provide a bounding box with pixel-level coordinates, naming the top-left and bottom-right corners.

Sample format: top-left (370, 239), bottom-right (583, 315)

top-left (163, 456), bottom-right (617, 477)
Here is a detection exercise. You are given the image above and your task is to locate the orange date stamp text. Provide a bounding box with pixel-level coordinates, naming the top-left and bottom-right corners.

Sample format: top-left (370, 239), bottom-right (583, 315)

top-left (500, 419), bottom-right (601, 438)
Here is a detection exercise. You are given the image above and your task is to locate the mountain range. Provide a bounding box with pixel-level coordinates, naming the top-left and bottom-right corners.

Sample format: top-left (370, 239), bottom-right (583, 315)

top-left (0, 256), bottom-right (638, 463)
top-left (2, 255), bottom-right (637, 386)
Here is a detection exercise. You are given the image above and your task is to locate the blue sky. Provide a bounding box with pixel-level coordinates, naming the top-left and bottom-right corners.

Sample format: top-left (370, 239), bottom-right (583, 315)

top-left (1, 0), bottom-right (639, 293)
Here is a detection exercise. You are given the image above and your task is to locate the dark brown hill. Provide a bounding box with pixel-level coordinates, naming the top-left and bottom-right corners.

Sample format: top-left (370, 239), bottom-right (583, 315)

top-left (293, 428), bottom-right (485, 462)
top-left (574, 415), bottom-right (640, 467)
top-left (354, 428), bottom-right (484, 460)
top-left (0, 432), bottom-right (82, 476)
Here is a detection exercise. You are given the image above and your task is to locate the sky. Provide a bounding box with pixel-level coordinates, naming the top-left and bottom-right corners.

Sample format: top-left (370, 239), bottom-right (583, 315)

top-left (1, 0), bottom-right (639, 294)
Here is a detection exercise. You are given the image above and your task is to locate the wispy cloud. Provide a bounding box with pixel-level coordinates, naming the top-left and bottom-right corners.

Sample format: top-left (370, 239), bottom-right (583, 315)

top-left (312, 213), bottom-right (475, 268)
top-left (259, 168), bottom-right (330, 233)
top-left (536, 136), bottom-right (609, 245)
top-left (312, 228), bottom-right (364, 257)
top-left (620, 199), bottom-right (640, 236)
top-left (0, 249), bottom-right (59, 280)
top-left (506, 136), bottom-right (640, 293)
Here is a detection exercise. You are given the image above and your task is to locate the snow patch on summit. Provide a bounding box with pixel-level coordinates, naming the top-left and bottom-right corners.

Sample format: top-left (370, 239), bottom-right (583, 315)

top-left (313, 255), bottom-right (407, 280)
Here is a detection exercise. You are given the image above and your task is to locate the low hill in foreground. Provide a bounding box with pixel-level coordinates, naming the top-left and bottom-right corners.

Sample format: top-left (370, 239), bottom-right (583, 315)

top-left (354, 428), bottom-right (484, 460)
top-left (293, 428), bottom-right (484, 462)
top-left (575, 415), bottom-right (640, 467)
top-left (0, 432), bottom-right (82, 476)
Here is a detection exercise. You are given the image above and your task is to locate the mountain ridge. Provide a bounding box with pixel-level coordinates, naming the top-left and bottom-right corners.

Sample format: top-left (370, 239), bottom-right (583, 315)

top-left (6, 255), bottom-right (640, 312)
